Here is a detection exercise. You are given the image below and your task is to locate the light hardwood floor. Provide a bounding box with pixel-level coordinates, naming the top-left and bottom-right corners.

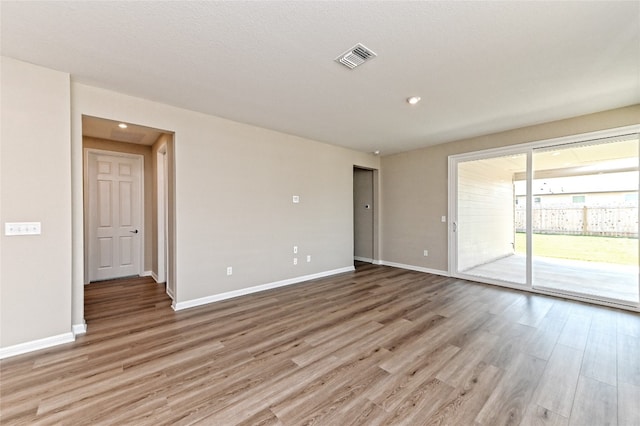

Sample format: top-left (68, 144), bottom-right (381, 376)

top-left (1, 263), bottom-right (639, 425)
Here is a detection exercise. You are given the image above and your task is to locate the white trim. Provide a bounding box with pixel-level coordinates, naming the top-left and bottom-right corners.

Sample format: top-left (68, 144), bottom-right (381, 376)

top-left (0, 332), bottom-right (75, 360)
top-left (526, 150), bottom-right (533, 287)
top-left (156, 145), bottom-right (168, 285)
top-left (151, 271), bottom-right (160, 282)
top-left (379, 260), bottom-right (449, 277)
top-left (447, 155), bottom-right (456, 275)
top-left (166, 285), bottom-right (175, 301)
top-left (141, 270), bottom-right (153, 278)
top-left (173, 267), bottom-right (355, 311)
top-left (72, 322), bottom-right (87, 336)
top-left (372, 259), bottom-right (383, 265)
top-left (354, 256), bottom-right (373, 263)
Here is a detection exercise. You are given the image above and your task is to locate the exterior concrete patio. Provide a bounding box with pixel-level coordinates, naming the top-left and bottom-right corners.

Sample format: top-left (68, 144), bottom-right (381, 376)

top-left (464, 253), bottom-right (639, 304)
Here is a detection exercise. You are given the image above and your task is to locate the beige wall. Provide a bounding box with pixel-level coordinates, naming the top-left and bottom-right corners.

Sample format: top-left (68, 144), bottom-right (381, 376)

top-left (381, 105), bottom-right (640, 272)
top-left (0, 57), bottom-right (72, 347)
top-left (82, 136), bottom-right (154, 279)
top-left (71, 82), bottom-right (380, 320)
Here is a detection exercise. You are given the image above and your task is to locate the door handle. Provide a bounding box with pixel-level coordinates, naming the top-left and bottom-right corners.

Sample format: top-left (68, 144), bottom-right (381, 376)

top-left (130, 229), bottom-right (139, 234)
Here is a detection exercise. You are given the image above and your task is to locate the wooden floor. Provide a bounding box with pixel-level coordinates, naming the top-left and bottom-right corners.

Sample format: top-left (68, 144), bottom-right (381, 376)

top-left (1, 264), bottom-right (639, 425)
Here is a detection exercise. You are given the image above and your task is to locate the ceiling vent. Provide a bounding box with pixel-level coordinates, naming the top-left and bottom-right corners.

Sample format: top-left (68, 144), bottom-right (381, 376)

top-left (335, 43), bottom-right (377, 69)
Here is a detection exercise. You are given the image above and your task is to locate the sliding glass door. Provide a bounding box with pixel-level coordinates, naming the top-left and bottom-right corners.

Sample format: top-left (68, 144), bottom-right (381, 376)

top-left (450, 130), bottom-right (639, 308)
top-left (455, 153), bottom-right (527, 285)
top-left (531, 136), bottom-right (639, 304)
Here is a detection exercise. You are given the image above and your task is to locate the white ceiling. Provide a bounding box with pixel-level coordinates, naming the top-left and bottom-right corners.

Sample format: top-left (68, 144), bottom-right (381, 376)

top-left (82, 116), bottom-right (165, 146)
top-left (2, 1), bottom-right (639, 155)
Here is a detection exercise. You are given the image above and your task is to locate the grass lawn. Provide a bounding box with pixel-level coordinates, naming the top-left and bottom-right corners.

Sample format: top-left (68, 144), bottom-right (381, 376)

top-left (515, 232), bottom-right (638, 266)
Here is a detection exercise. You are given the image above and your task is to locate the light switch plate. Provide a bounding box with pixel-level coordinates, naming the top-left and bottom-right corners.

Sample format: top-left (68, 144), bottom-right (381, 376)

top-left (5, 222), bottom-right (41, 236)
top-left (292, 195), bottom-right (300, 203)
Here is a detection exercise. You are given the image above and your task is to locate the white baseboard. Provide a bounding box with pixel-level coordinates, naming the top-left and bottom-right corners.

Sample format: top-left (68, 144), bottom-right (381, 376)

top-left (372, 259), bottom-right (383, 265)
top-left (173, 266), bottom-right (355, 311)
top-left (151, 271), bottom-right (159, 283)
top-left (379, 260), bottom-right (449, 277)
top-left (72, 321), bottom-right (87, 336)
top-left (141, 270), bottom-right (152, 278)
top-left (0, 332), bottom-right (75, 360)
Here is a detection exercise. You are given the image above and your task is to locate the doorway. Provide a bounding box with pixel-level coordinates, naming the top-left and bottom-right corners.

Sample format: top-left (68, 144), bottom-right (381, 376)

top-left (449, 129), bottom-right (640, 309)
top-left (353, 167), bottom-right (377, 264)
top-left (82, 116), bottom-right (174, 293)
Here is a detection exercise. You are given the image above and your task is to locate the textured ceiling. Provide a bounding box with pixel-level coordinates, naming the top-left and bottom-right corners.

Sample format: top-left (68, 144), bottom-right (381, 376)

top-left (2, 1), bottom-right (639, 155)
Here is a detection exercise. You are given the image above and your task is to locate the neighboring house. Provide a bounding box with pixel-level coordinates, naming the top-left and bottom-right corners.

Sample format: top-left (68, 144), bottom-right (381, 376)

top-left (517, 191), bottom-right (638, 207)
top-left (514, 172), bottom-right (639, 237)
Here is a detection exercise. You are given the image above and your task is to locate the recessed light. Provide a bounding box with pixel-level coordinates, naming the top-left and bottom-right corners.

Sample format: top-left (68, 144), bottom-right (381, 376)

top-left (407, 96), bottom-right (421, 105)
top-left (373, 150), bottom-right (381, 155)
top-left (118, 123), bottom-right (128, 129)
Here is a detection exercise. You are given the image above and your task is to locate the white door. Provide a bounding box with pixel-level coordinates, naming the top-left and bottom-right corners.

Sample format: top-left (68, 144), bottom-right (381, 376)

top-left (88, 151), bottom-right (143, 282)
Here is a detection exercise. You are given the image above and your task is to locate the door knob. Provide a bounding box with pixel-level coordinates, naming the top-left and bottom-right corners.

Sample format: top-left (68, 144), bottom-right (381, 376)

top-left (130, 229), bottom-right (139, 234)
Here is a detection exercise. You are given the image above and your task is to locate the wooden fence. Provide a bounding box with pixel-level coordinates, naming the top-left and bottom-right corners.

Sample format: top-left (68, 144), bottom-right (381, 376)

top-left (515, 206), bottom-right (638, 238)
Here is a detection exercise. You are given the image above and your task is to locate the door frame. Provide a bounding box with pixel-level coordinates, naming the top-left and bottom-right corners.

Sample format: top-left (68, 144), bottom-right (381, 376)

top-left (84, 148), bottom-right (145, 283)
top-left (353, 165), bottom-right (380, 264)
top-left (156, 143), bottom-right (173, 299)
top-left (448, 124), bottom-right (640, 312)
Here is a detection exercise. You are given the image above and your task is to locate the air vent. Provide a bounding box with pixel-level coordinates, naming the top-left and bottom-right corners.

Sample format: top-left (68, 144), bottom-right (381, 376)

top-left (335, 43), bottom-right (377, 69)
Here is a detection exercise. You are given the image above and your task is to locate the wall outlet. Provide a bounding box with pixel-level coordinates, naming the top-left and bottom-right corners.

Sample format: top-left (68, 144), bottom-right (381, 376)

top-left (306, 255), bottom-right (311, 262)
top-left (423, 250), bottom-right (429, 257)
top-left (292, 195), bottom-right (300, 203)
top-left (441, 216), bottom-right (447, 223)
top-left (293, 245), bottom-right (298, 254)
top-left (293, 257), bottom-right (298, 265)
top-left (226, 266), bottom-right (233, 276)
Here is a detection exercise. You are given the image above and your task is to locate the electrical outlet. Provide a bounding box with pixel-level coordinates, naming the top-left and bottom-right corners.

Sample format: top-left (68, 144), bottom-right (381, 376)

top-left (226, 266), bottom-right (233, 276)
top-left (441, 216), bottom-right (446, 223)
top-left (292, 195), bottom-right (300, 203)
top-left (293, 245), bottom-right (298, 254)
top-left (293, 257), bottom-right (298, 265)
top-left (307, 255), bottom-right (311, 262)
top-left (423, 250), bottom-right (428, 257)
